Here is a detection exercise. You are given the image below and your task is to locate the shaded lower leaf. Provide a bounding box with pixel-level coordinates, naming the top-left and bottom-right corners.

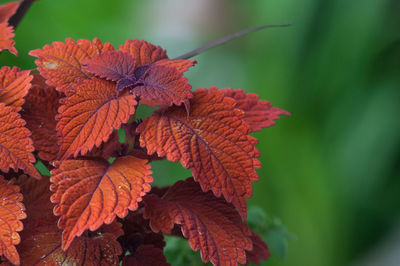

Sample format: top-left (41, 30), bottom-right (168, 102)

top-left (0, 103), bottom-right (40, 179)
top-left (122, 245), bottom-right (170, 266)
top-left (50, 155), bottom-right (153, 250)
top-left (143, 178), bottom-right (253, 266)
top-left (22, 74), bottom-right (60, 162)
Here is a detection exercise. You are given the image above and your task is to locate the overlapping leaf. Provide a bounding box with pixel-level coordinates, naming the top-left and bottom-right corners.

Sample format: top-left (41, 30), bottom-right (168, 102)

top-left (0, 176), bottom-right (25, 265)
top-left (246, 231), bottom-right (270, 265)
top-left (138, 89), bottom-right (260, 218)
top-left (0, 67), bottom-right (32, 111)
top-left (122, 245), bottom-right (170, 266)
top-left (84, 50), bottom-right (193, 109)
top-left (0, 103), bottom-right (40, 179)
top-left (211, 87), bottom-right (290, 132)
top-left (0, 1), bottom-right (20, 55)
top-left (29, 38), bottom-right (114, 93)
top-left (50, 155), bottom-right (153, 250)
top-left (22, 74), bottom-right (59, 162)
top-left (143, 178), bottom-right (253, 266)
top-left (10, 176), bottom-right (123, 266)
top-left (56, 78), bottom-right (137, 160)
top-left (0, 23), bottom-right (16, 55)
top-left (119, 39), bottom-right (195, 72)
top-left (0, 1), bottom-right (20, 22)
top-left (119, 212), bottom-right (165, 255)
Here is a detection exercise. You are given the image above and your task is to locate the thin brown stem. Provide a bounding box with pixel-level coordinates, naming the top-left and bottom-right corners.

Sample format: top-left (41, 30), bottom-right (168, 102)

top-left (174, 24), bottom-right (291, 60)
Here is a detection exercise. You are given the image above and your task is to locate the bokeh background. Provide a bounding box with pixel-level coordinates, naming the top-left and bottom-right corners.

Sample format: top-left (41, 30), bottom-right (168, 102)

top-left (1, 0), bottom-right (399, 265)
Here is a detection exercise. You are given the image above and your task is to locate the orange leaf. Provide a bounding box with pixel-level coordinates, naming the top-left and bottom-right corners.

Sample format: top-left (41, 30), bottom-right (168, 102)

top-left (0, 176), bottom-right (26, 265)
top-left (122, 245), bottom-right (170, 266)
top-left (245, 231), bottom-right (270, 265)
top-left (215, 87), bottom-right (290, 132)
top-left (50, 155), bottom-right (153, 250)
top-left (29, 38), bottom-right (114, 93)
top-left (119, 39), bottom-right (195, 73)
top-left (0, 66), bottom-right (32, 111)
top-left (0, 1), bottom-right (20, 23)
top-left (155, 58), bottom-right (196, 73)
top-left (119, 39), bottom-right (167, 68)
top-left (12, 177), bottom-right (123, 265)
top-left (0, 23), bottom-right (16, 55)
top-left (56, 78), bottom-right (137, 160)
top-left (143, 178), bottom-right (252, 266)
top-left (138, 88), bottom-right (260, 218)
top-left (0, 103), bottom-right (40, 179)
top-left (22, 74), bottom-right (60, 162)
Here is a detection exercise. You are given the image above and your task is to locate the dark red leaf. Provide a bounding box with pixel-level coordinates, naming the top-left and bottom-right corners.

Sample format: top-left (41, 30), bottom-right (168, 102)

top-left (133, 65), bottom-right (192, 111)
top-left (122, 245), bottom-right (170, 266)
top-left (83, 50), bottom-right (136, 82)
top-left (143, 178), bottom-right (253, 266)
top-left (246, 231), bottom-right (270, 265)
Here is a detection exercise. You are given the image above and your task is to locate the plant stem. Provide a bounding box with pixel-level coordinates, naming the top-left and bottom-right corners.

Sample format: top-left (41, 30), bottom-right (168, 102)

top-left (174, 24), bottom-right (291, 60)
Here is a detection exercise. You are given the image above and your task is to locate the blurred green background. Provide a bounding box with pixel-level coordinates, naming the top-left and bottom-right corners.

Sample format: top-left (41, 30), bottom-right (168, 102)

top-left (1, 0), bottom-right (399, 265)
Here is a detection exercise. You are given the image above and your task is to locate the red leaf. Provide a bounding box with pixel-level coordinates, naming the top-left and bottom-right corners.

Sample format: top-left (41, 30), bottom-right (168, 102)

top-left (143, 178), bottom-right (252, 266)
top-left (122, 245), bottom-right (170, 266)
top-left (246, 231), bottom-right (270, 265)
top-left (138, 89), bottom-right (260, 218)
top-left (83, 50), bottom-right (136, 82)
top-left (56, 78), bottom-right (137, 160)
top-left (0, 103), bottom-right (40, 179)
top-left (0, 1), bottom-right (20, 23)
top-left (120, 212), bottom-right (165, 254)
top-left (29, 38), bottom-right (114, 93)
top-left (132, 65), bottom-right (192, 110)
top-left (21, 74), bottom-right (60, 162)
top-left (0, 23), bottom-right (16, 55)
top-left (50, 155), bottom-right (153, 250)
top-left (0, 66), bottom-right (32, 111)
top-left (0, 176), bottom-right (25, 265)
top-left (216, 88), bottom-right (290, 132)
top-left (155, 58), bottom-right (196, 73)
top-left (12, 177), bottom-right (123, 266)
top-left (119, 39), bottom-right (167, 68)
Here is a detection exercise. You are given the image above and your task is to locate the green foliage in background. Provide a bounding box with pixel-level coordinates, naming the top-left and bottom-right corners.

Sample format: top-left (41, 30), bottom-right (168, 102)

top-left (2, 0), bottom-right (399, 265)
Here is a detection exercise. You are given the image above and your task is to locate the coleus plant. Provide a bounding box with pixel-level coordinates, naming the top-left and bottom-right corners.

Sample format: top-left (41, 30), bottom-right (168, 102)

top-left (0, 1), bottom-right (290, 265)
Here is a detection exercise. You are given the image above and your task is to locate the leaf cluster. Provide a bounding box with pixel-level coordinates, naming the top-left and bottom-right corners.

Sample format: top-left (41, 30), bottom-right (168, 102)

top-left (0, 1), bottom-right (289, 265)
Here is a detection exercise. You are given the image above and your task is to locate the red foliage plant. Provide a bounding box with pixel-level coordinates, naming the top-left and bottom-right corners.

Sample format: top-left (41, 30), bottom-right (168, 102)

top-left (0, 1), bottom-right (290, 265)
